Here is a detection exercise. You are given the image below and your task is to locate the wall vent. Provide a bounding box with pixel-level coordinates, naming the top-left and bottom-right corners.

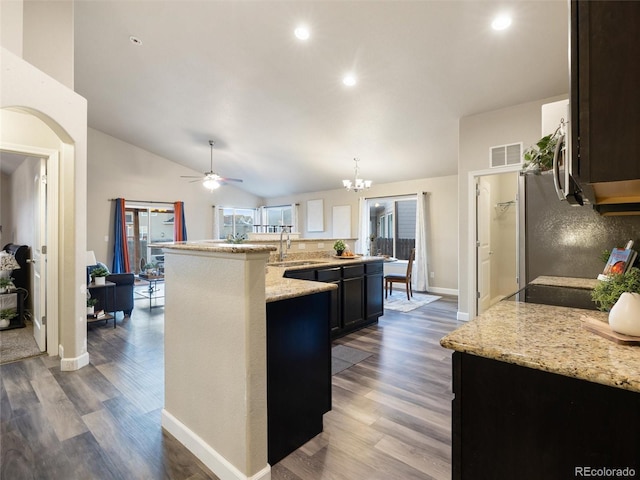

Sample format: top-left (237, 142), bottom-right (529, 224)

top-left (490, 142), bottom-right (522, 168)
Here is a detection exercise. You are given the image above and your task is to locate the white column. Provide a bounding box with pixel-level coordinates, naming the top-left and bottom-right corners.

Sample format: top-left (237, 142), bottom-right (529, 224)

top-left (161, 244), bottom-right (275, 480)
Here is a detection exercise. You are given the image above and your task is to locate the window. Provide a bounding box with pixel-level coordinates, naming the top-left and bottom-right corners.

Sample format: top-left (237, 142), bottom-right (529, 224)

top-left (219, 207), bottom-right (256, 239)
top-left (125, 204), bottom-right (174, 273)
top-left (367, 196), bottom-right (416, 260)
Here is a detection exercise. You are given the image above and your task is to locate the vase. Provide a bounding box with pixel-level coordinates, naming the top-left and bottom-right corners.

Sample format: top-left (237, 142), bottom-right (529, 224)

top-left (94, 276), bottom-right (106, 286)
top-left (336, 250), bottom-right (344, 257)
top-left (87, 306), bottom-right (95, 315)
top-left (0, 319), bottom-right (9, 328)
top-left (608, 292), bottom-right (640, 336)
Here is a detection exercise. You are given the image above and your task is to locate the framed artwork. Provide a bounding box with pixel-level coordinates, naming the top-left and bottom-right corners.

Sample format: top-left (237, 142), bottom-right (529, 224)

top-left (307, 199), bottom-right (324, 232)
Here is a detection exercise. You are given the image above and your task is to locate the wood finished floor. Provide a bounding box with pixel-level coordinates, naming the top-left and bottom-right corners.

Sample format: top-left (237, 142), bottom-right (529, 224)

top-left (0, 295), bottom-right (462, 480)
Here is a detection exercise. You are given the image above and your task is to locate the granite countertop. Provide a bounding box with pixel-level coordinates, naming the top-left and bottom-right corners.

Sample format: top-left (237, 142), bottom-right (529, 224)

top-left (441, 278), bottom-right (640, 394)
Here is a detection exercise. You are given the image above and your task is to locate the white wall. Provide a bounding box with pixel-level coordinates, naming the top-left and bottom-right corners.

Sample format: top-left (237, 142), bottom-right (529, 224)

top-left (23, 0), bottom-right (74, 89)
top-left (0, 173), bottom-right (12, 244)
top-left (87, 128), bottom-right (264, 266)
top-left (457, 94), bottom-right (568, 318)
top-left (267, 174), bottom-right (459, 292)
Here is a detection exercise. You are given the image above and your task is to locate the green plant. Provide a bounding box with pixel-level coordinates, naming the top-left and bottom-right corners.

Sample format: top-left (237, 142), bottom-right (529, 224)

top-left (0, 277), bottom-right (14, 288)
top-left (600, 249), bottom-right (612, 264)
top-left (87, 298), bottom-right (98, 307)
top-left (0, 308), bottom-right (17, 320)
top-left (522, 129), bottom-right (560, 173)
top-left (91, 266), bottom-right (109, 278)
top-left (333, 240), bottom-right (346, 252)
top-left (591, 267), bottom-right (640, 311)
top-left (226, 233), bottom-right (247, 244)
top-left (143, 262), bottom-right (157, 271)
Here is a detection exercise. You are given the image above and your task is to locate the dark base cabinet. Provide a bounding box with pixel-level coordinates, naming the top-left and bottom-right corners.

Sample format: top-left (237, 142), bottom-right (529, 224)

top-left (0, 289), bottom-right (26, 331)
top-left (266, 291), bottom-right (331, 465)
top-left (452, 352), bottom-right (640, 480)
top-left (284, 260), bottom-right (384, 339)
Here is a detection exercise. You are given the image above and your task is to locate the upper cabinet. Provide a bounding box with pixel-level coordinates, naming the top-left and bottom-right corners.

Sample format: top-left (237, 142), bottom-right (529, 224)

top-left (571, 1), bottom-right (640, 213)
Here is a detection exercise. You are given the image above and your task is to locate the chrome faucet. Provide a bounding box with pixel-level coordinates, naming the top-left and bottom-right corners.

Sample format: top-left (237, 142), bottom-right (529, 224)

top-left (279, 226), bottom-right (291, 261)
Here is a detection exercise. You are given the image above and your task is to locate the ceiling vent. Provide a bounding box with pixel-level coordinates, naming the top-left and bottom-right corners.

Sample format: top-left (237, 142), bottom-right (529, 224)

top-left (490, 143), bottom-right (522, 168)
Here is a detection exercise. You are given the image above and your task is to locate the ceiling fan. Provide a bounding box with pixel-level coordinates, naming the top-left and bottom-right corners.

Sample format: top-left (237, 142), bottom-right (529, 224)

top-left (181, 140), bottom-right (243, 190)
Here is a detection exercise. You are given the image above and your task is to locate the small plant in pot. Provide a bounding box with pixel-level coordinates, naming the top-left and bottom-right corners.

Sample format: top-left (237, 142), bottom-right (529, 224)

top-left (91, 266), bottom-right (109, 285)
top-left (333, 240), bottom-right (346, 257)
top-left (0, 276), bottom-right (14, 294)
top-left (143, 262), bottom-right (158, 276)
top-left (0, 307), bottom-right (17, 328)
top-left (521, 127), bottom-right (561, 174)
top-left (87, 297), bottom-right (98, 315)
top-left (591, 267), bottom-right (640, 311)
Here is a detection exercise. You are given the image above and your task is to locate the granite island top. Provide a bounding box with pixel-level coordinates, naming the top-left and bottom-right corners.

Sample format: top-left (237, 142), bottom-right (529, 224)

top-left (158, 241), bottom-right (384, 303)
top-left (441, 277), bottom-right (640, 394)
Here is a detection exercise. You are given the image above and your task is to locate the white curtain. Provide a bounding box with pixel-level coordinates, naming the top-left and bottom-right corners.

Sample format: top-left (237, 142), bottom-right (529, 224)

top-left (212, 206), bottom-right (220, 239)
top-left (413, 192), bottom-right (430, 292)
top-left (356, 197), bottom-right (369, 254)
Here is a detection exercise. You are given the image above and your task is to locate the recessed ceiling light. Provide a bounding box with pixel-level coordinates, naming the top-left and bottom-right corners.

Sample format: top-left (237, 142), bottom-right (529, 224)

top-left (343, 74), bottom-right (357, 87)
top-left (129, 35), bottom-right (143, 45)
top-left (491, 14), bottom-right (512, 31)
top-left (294, 26), bottom-right (310, 41)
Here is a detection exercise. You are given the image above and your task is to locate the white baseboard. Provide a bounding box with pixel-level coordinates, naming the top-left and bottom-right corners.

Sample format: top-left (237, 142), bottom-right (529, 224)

top-left (161, 409), bottom-right (271, 480)
top-left (425, 286), bottom-right (458, 296)
top-left (456, 311), bottom-right (470, 321)
top-left (60, 351), bottom-right (90, 371)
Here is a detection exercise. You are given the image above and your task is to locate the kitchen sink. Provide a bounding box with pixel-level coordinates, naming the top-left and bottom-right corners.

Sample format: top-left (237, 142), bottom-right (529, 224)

top-left (268, 260), bottom-right (326, 267)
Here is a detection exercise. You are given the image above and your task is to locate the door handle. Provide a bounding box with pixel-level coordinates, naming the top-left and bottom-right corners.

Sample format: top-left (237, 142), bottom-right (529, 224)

top-left (26, 258), bottom-right (36, 264)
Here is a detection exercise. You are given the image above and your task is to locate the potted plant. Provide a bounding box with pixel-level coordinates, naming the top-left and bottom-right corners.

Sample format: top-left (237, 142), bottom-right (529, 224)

top-left (87, 297), bottom-right (98, 315)
top-left (0, 307), bottom-right (17, 328)
top-left (0, 276), bottom-right (14, 294)
top-left (521, 128), bottom-right (560, 174)
top-left (591, 267), bottom-right (640, 311)
top-left (91, 266), bottom-right (109, 285)
top-left (143, 262), bottom-right (158, 276)
top-left (333, 240), bottom-right (346, 257)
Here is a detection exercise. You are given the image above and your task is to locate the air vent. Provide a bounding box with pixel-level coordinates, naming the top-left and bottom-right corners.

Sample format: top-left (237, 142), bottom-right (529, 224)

top-left (490, 143), bottom-right (522, 168)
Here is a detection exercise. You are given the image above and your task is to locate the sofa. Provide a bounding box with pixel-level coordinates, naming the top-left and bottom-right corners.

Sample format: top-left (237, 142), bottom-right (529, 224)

top-left (88, 264), bottom-right (135, 317)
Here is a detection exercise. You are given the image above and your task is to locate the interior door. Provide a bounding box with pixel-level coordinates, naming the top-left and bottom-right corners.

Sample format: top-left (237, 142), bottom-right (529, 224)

top-left (31, 158), bottom-right (47, 351)
top-left (476, 178), bottom-right (492, 315)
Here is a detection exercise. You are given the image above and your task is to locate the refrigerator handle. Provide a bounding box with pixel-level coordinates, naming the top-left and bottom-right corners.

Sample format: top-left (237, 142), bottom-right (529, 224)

top-left (552, 133), bottom-right (566, 201)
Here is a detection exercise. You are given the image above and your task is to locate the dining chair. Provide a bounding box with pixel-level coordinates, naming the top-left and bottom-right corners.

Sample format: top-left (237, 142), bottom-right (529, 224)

top-left (384, 248), bottom-right (415, 301)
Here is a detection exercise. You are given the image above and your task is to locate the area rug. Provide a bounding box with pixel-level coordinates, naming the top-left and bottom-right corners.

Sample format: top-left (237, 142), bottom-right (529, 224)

top-left (0, 321), bottom-right (43, 365)
top-left (384, 292), bottom-right (442, 312)
top-left (331, 344), bottom-right (372, 375)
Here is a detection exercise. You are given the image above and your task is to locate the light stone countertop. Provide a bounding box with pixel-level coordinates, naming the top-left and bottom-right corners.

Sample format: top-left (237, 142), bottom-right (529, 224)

top-left (441, 278), bottom-right (640, 394)
top-left (158, 241), bottom-right (383, 303)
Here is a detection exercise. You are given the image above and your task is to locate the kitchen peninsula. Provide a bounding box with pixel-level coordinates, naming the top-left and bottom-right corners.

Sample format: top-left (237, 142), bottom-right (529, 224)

top-left (441, 277), bottom-right (640, 480)
top-left (158, 241), bottom-right (384, 480)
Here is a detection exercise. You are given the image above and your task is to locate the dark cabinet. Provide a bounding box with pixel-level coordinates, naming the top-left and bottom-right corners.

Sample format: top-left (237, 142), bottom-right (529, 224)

top-left (571, 1), bottom-right (640, 196)
top-left (452, 352), bottom-right (640, 480)
top-left (365, 262), bottom-right (384, 321)
top-left (266, 291), bottom-right (331, 465)
top-left (284, 260), bottom-right (384, 338)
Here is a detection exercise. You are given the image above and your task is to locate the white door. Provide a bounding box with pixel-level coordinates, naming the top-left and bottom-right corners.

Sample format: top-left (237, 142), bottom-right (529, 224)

top-left (31, 158), bottom-right (47, 351)
top-left (476, 178), bottom-right (492, 314)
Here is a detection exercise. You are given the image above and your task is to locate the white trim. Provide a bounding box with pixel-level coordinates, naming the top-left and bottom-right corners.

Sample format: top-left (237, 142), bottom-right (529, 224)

top-left (467, 164), bottom-right (522, 321)
top-left (60, 351), bottom-right (89, 371)
top-left (161, 409), bottom-right (271, 480)
top-left (426, 286), bottom-right (458, 296)
top-left (457, 311), bottom-right (470, 321)
top-left (0, 142), bottom-right (60, 356)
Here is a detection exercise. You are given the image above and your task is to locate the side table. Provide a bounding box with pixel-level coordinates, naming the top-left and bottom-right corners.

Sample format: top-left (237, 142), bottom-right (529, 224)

top-left (136, 274), bottom-right (165, 310)
top-left (0, 289), bottom-right (26, 331)
top-left (87, 280), bottom-right (116, 328)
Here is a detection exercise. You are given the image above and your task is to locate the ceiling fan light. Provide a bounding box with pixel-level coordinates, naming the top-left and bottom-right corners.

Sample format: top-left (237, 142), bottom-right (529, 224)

top-left (342, 179), bottom-right (352, 189)
top-left (203, 178), bottom-right (220, 190)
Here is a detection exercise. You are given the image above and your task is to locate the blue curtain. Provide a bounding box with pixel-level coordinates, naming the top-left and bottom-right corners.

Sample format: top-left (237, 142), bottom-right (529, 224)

top-left (112, 198), bottom-right (130, 273)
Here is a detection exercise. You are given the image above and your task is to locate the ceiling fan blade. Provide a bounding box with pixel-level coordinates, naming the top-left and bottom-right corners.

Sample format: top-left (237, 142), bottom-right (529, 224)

top-left (219, 177), bottom-right (243, 183)
top-left (181, 175), bottom-right (205, 179)
top-left (189, 178), bottom-right (204, 183)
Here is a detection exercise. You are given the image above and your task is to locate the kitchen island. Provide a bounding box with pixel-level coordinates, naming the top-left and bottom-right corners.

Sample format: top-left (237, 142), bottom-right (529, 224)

top-left (441, 278), bottom-right (640, 480)
top-left (158, 242), bottom-right (383, 480)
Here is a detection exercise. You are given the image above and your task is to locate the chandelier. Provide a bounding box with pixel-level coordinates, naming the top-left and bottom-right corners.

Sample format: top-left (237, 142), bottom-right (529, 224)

top-left (342, 158), bottom-right (372, 192)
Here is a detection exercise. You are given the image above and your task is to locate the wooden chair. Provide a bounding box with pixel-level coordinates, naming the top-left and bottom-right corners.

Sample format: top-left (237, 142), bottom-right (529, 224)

top-left (384, 248), bottom-right (415, 301)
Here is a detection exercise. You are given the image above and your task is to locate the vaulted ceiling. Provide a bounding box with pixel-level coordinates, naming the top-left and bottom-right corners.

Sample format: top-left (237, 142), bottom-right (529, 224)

top-left (74, 0), bottom-right (569, 198)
